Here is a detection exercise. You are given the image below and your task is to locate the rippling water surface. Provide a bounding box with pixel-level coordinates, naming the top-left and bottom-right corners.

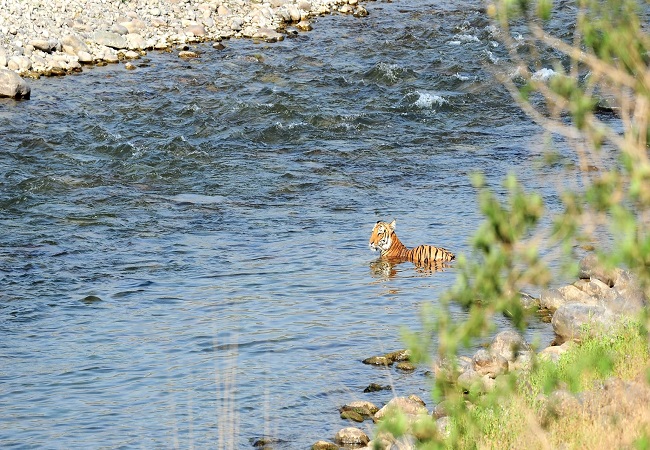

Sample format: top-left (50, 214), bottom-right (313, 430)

top-left (0, 1), bottom-right (597, 448)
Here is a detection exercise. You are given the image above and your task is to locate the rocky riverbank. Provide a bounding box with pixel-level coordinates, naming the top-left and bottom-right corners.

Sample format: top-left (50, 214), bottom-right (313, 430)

top-left (312, 255), bottom-right (650, 449)
top-left (0, 0), bottom-right (369, 98)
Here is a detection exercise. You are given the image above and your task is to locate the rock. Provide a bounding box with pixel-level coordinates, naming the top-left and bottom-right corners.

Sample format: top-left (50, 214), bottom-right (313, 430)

top-left (396, 361), bottom-right (416, 371)
top-left (362, 355), bottom-right (391, 366)
top-left (610, 269), bottom-right (647, 313)
top-left (0, 68), bottom-right (31, 99)
top-left (185, 24), bottom-right (207, 37)
top-left (457, 367), bottom-right (483, 392)
top-left (385, 349), bottom-right (411, 362)
top-left (519, 291), bottom-right (541, 310)
top-left (489, 330), bottom-right (530, 362)
top-left (354, 6), bottom-right (369, 17)
top-left (311, 441), bottom-right (338, 450)
top-left (363, 383), bottom-right (390, 393)
top-left (489, 329), bottom-right (533, 370)
top-left (541, 285), bottom-right (598, 311)
top-left (61, 35), bottom-right (91, 56)
top-left (374, 396), bottom-right (428, 420)
top-left (334, 427), bottom-right (369, 446)
top-left (77, 51), bottom-right (94, 64)
top-left (340, 409), bottom-right (364, 422)
top-left (432, 355), bottom-right (472, 383)
top-left (31, 39), bottom-right (55, 53)
top-left (213, 42), bottom-right (226, 50)
top-left (436, 416), bottom-right (452, 439)
top-left (92, 31), bottom-right (128, 49)
top-left (551, 303), bottom-right (616, 343)
top-left (179, 51), bottom-right (200, 58)
top-left (538, 341), bottom-right (572, 363)
top-left (8, 56), bottom-right (32, 73)
top-left (472, 349), bottom-right (508, 378)
top-left (253, 27), bottom-right (285, 42)
top-left (124, 62), bottom-right (136, 70)
top-left (579, 254), bottom-right (616, 286)
top-left (540, 288), bottom-right (566, 311)
top-left (296, 20), bottom-right (313, 31)
top-left (340, 400), bottom-right (379, 418)
top-left (126, 33), bottom-right (148, 50)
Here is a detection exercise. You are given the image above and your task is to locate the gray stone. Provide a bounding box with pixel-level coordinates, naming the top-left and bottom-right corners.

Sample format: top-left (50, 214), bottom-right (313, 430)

top-left (31, 39), bottom-right (54, 52)
top-left (8, 56), bottom-right (31, 72)
top-left (92, 31), bottom-right (127, 49)
top-left (489, 329), bottom-right (530, 362)
top-left (374, 396), bottom-right (428, 420)
top-left (126, 33), bottom-right (147, 50)
top-left (551, 303), bottom-right (616, 342)
top-left (472, 349), bottom-right (508, 378)
top-left (0, 68), bottom-right (31, 99)
top-left (333, 427), bottom-right (369, 446)
top-left (61, 35), bottom-right (90, 55)
top-left (579, 254), bottom-right (616, 286)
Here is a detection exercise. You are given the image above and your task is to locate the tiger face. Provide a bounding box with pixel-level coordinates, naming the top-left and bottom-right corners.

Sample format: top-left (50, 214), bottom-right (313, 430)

top-left (369, 220), bottom-right (396, 253)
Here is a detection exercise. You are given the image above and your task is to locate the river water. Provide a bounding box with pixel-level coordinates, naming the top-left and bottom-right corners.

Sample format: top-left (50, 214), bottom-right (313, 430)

top-left (0, 1), bottom-right (601, 448)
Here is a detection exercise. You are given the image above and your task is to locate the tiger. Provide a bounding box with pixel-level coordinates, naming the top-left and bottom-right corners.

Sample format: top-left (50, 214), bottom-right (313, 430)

top-left (369, 219), bottom-right (455, 269)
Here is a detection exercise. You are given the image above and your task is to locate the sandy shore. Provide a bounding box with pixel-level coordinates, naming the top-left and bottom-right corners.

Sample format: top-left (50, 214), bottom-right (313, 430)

top-left (0, 0), bottom-right (368, 78)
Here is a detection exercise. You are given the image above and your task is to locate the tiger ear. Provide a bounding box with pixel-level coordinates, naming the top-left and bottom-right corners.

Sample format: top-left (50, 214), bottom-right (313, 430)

top-left (389, 219), bottom-right (396, 230)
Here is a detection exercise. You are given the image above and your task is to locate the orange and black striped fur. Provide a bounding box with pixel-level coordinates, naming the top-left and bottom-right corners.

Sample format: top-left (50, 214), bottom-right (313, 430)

top-left (369, 219), bottom-right (454, 269)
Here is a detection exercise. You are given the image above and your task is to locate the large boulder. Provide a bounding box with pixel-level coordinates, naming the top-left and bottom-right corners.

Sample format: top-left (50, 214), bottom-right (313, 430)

top-left (551, 303), bottom-right (616, 342)
top-left (0, 68), bottom-right (30, 99)
top-left (489, 329), bottom-right (533, 371)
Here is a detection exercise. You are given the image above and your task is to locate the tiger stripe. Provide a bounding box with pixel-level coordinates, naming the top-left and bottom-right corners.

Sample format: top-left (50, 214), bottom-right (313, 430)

top-left (368, 219), bottom-right (454, 269)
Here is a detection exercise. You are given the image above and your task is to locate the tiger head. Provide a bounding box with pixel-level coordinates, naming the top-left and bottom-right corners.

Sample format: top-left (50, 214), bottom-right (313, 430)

top-left (369, 219), bottom-right (396, 253)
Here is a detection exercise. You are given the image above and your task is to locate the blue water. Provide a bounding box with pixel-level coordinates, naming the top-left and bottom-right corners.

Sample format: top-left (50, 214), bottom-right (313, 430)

top-left (0, 1), bottom-right (597, 448)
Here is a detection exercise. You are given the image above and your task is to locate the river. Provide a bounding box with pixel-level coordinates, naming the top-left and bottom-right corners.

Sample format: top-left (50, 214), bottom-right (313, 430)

top-left (0, 0), bottom-right (593, 448)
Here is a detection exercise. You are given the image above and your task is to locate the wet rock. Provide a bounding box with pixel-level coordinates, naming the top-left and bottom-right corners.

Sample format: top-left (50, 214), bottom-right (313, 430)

top-left (552, 303), bottom-right (616, 343)
top-left (0, 68), bottom-right (30, 99)
top-left (374, 396), bottom-right (428, 420)
top-left (362, 355), bottom-right (391, 366)
top-left (179, 51), bottom-right (200, 59)
top-left (124, 62), bottom-right (136, 70)
top-left (396, 361), bottom-right (416, 371)
top-left (296, 19), bottom-right (313, 31)
top-left (340, 400), bottom-right (379, 418)
top-left (311, 441), bottom-right (338, 450)
top-left (472, 349), bottom-right (508, 378)
top-left (334, 427), bottom-right (369, 446)
top-left (363, 383), bottom-right (390, 393)
top-left (363, 349), bottom-right (410, 366)
top-left (253, 28), bottom-right (285, 42)
top-left (340, 410), bottom-right (364, 422)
